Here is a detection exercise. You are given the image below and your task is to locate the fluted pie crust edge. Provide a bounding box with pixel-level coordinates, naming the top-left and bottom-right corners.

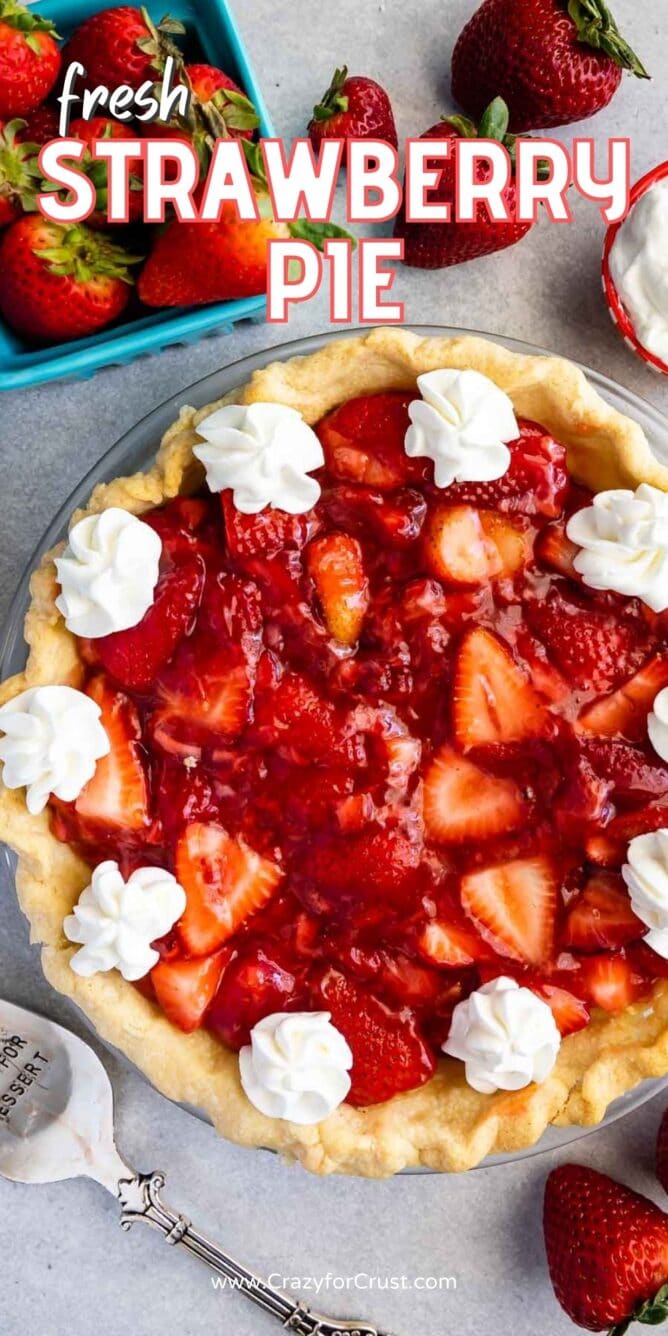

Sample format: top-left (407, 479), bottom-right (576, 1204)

top-left (3, 326), bottom-right (668, 1178)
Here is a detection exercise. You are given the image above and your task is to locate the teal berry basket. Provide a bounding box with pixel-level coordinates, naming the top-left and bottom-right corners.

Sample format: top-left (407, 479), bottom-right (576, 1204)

top-left (0, 0), bottom-right (275, 392)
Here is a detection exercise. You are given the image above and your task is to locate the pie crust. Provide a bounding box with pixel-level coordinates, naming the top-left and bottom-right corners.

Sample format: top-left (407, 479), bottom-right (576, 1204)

top-left (3, 325), bottom-right (668, 1179)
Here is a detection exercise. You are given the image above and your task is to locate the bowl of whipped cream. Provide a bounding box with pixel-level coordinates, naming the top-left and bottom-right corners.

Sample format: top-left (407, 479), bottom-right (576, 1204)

top-left (603, 162), bottom-right (668, 377)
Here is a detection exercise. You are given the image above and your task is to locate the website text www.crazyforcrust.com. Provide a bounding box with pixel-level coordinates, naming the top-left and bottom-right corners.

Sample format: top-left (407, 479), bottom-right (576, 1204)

top-left (211, 1272), bottom-right (457, 1295)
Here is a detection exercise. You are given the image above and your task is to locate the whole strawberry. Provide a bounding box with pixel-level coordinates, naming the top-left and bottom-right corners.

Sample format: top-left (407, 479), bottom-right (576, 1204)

top-left (452, 0), bottom-right (648, 132)
top-left (308, 65), bottom-right (398, 156)
top-left (67, 117), bottom-right (145, 227)
top-left (61, 5), bottom-right (184, 95)
top-left (0, 0), bottom-right (60, 119)
top-left (394, 98), bottom-right (532, 269)
top-left (0, 216), bottom-right (141, 341)
top-left (657, 1107), bottom-right (668, 1196)
top-left (15, 102), bottom-right (59, 145)
top-left (150, 62), bottom-right (259, 164)
top-left (0, 118), bottom-right (39, 226)
top-left (544, 1163), bottom-right (668, 1333)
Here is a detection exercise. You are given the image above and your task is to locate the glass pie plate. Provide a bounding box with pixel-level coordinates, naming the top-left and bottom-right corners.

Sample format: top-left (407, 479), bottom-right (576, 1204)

top-left (2, 325), bottom-right (668, 1171)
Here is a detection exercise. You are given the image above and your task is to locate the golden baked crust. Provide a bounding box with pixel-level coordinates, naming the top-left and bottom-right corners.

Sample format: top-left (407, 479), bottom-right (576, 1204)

top-left (3, 326), bottom-right (668, 1178)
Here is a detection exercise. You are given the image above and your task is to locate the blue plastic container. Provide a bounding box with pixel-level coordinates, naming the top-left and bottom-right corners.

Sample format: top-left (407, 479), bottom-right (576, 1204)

top-left (0, 0), bottom-right (274, 391)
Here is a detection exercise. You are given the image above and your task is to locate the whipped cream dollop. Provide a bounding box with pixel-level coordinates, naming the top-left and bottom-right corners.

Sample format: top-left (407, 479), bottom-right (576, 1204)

top-left (622, 830), bottom-right (668, 959)
top-left (442, 976), bottom-right (561, 1094)
top-left (0, 685), bottom-right (110, 815)
top-left (193, 402), bottom-right (324, 514)
top-left (609, 179), bottom-right (668, 367)
top-left (405, 369), bottom-right (519, 489)
top-left (649, 688), bottom-right (668, 763)
top-left (64, 861), bottom-right (186, 981)
top-left (239, 1011), bottom-right (353, 1124)
top-left (566, 485), bottom-right (668, 613)
top-left (55, 508), bottom-right (162, 639)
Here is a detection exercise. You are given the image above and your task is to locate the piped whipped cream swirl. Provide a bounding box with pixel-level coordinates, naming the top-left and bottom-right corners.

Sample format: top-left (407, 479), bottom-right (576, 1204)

top-left (623, 830), bottom-right (668, 959)
top-left (239, 1011), bottom-right (353, 1124)
top-left (442, 976), bottom-right (561, 1094)
top-left (649, 688), bottom-right (668, 763)
top-left (405, 369), bottom-right (519, 489)
top-left (193, 402), bottom-right (325, 514)
top-left (64, 861), bottom-right (186, 981)
top-left (0, 685), bottom-right (109, 815)
top-left (55, 508), bottom-right (162, 638)
top-left (566, 485), bottom-right (668, 613)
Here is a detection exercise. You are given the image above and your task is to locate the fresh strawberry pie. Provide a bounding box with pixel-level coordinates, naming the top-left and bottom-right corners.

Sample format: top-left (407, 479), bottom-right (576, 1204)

top-left (4, 328), bottom-right (668, 1177)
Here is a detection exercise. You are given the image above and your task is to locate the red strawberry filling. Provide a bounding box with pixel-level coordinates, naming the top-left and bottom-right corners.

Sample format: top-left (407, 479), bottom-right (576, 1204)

top-left (50, 391), bottom-right (668, 1107)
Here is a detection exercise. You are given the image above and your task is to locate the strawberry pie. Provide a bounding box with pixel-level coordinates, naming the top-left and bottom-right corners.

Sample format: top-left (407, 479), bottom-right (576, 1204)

top-left (4, 327), bottom-right (668, 1177)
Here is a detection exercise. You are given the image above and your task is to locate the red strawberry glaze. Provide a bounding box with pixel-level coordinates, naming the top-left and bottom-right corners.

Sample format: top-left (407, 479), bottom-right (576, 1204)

top-left (49, 392), bottom-right (668, 1105)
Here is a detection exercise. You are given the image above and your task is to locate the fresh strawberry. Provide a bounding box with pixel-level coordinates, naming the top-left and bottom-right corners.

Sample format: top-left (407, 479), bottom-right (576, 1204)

top-left (253, 669), bottom-right (341, 762)
top-left (585, 831), bottom-right (625, 868)
top-left (308, 66), bottom-right (398, 157)
top-left (657, 1108), bottom-right (668, 1197)
top-left (0, 216), bottom-right (140, 342)
top-left (75, 675), bottom-right (149, 831)
top-left (151, 62), bottom-right (259, 154)
top-left (322, 485), bottom-right (427, 548)
top-left (15, 102), bottom-right (59, 145)
top-left (577, 656), bottom-right (668, 740)
top-left (317, 391), bottom-right (430, 491)
top-left (315, 967), bottom-right (435, 1106)
top-left (151, 951), bottom-right (228, 1033)
top-left (394, 99), bottom-right (532, 269)
top-left (536, 983), bottom-right (590, 1036)
top-left (553, 751), bottom-right (612, 839)
top-left (151, 639), bottom-right (251, 757)
top-left (376, 951), bottom-right (444, 1008)
top-left (605, 802), bottom-right (668, 844)
top-left (222, 491), bottom-right (320, 557)
top-left (544, 1164), bottom-right (668, 1333)
top-left (452, 626), bottom-right (549, 748)
top-left (535, 521), bottom-right (580, 579)
top-left (0, 0), bottom-right (60, 118)
top-left (306, 530), bottom-right (369, 646)
top-left (418, 918), bottom-right (493, 967)
top-left (423, 745), bottom-right (525, 844)
top-left (0, 117), bottom-right (39, 225)
top-left (581, 738), bottom-right (668, 802)
top-left (207, 942), bottom-right (302, 1050)
top-left (563, 873), bottom-right (643, 952)
top-left (452, 0), bottom-right (648, 133)
top-left (423, 504), bottom-right (529, 585)
top-left (574, 953), bottom-right (644, 1012)
top-left (66, 117), bottom-right (145, 228)
top-left (300, 826), bottom-right (422, 909)
top-left (175, 821), bottom-right (282, 956)
top-left (446, 420), bottom-right (569, 517)
top-left (461, 854), bottom-right (557, 965)
top-left (91, 554), bottom-right (204, 692)
top-left (527, 591), bottom-right (642, 693)
top-left (61, 5), bottom-right (184, 95)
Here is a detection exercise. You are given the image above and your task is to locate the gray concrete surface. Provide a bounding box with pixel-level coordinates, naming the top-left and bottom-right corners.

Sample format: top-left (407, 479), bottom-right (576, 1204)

top-left (1, 1), bottom-right (668, 1332)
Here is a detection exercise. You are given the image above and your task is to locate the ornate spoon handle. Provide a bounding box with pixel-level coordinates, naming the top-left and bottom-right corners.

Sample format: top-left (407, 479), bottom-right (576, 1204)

top-left (118, 1171), bottom-right (391, 1336)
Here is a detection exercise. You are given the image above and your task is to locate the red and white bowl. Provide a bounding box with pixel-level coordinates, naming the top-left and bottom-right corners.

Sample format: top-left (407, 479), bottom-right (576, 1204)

top-left (602, 161), bottom-right (668, 378)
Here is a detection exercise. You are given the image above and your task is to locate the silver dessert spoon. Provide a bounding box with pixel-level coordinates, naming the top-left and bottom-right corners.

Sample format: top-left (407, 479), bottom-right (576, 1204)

top-left (0, 997), bottom-right (395, 1336)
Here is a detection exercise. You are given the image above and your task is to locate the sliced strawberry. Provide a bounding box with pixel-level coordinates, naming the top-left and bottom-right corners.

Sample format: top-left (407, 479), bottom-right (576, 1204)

top-left (207, 943), bottom-right (302, 1050)
top-left (563, 873), bottom-right (644, 952)
top-left (553, 753), bottom-right (612, 839)
top-left (75, 675), bottom-right (149, 831)
top-left (460, 854), bottom-right (558, 965)
top-left (151, 640), bottom-right (251, 757)
top-left (423, 745), bottom-right (525, 843)
top-left (423, 505), bottom-right (503, 586)
top-left (534, 983), bottom-right (590, 1036)
top-left (577, 656), bottom-right (668, 740)
top-left (515, 629), bottom-right (571, 705)
top-left (607, 802), bottom-right (668, 843)
top-left (92, 554), bottom-right (205, 692)
top-left (315, 967), bottom-right (436, 1106)
top-left (527, 592), bottom-right (642, 693)
top-left (580, 738), bottom-right (668, 802)
top-left (376, 952), bottom-right (444, 1008)
top-left (151, 951), bottom-right (228, 1033)
top-left (176, 822), bottom-right (283, 956)
top-left (221, 491), bottom-right (321, 557)
top-left (306, 530), bottom-right (369, 646)
top-left (534, 522), bottom-right (580, 580)
top-left (299, 826), bottom-right (422, 909)
top-left (142, 496), bottom-right (211, 555)
top-left (453, 626), bottom-right (549, 748)
top-left (253, 669), bottom-right (342, 762)
top-left (574, 953), bottom-right (645, 1012)
top-left (418, 918), bottom-right (493, 967)
top-left (445, 420), bottom-right (569, 517)
top-left (480, 510), bottom-right (532, 575)
top-left (321, 484), bottom-right (427, 547)
top-left (317, 391), bottom-right (430, 491)
top-left (585, 832), bottom-right (625, 868)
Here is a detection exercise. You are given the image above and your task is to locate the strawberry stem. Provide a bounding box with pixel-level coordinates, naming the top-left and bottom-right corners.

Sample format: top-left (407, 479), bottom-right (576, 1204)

top-left (312, 66), bottom-right (350, 122)
top-left (566, 0), bottom-right (649, 77)
top-left (0, 0), bottom-right (59, 38)
top-left (35, 224), bottom-right (143, 285)
top-left (288, 219), bottom-right (356, 250)
top-left (609, 1282), bottom-right (668, 1336)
